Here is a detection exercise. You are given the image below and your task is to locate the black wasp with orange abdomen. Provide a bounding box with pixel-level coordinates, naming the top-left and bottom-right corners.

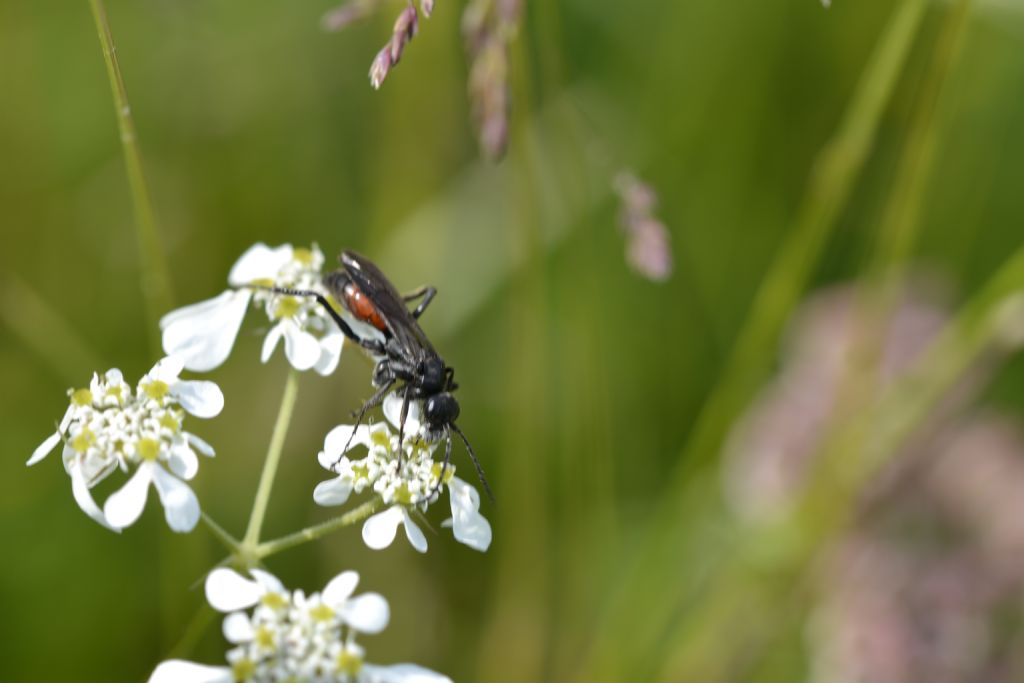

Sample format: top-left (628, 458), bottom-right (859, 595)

top-left (260, 250), bottom-right (492, 502)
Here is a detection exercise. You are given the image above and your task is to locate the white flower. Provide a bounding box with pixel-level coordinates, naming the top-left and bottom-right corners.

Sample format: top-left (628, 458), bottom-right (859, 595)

top-left (314, 416), bottom-right (492, 553)
top-left (363, 504), bottom-right (430, 553)
top-left (27, 357), bottom-right (222, 532)
top-left (442, 475), bottom-right (492, 552)
top-left (151, 569), bottom-right (450, 683)
top-left (160, 243), bottom-right (346, 374)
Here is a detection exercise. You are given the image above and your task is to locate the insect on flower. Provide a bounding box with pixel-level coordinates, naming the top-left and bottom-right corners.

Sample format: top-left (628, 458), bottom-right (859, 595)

top-left (250, 250), bottom-right (494, 502)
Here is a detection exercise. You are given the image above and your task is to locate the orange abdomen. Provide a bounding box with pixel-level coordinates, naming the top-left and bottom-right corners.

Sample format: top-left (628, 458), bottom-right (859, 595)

top-left (343, 282), bottom-right (388, 331)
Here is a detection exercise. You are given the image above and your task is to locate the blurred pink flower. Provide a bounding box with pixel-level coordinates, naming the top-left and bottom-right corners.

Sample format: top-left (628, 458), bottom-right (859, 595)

top-left (722, 280), bottom-right (1024, 682)
top-left (723, 282), bottom-right (952, 521)
top-left (613, 171), bottom-right (673, 282)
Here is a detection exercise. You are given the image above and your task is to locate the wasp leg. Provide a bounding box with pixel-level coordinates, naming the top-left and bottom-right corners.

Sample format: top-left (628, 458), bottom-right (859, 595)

top-left (335, 379), bottom-right (396, 470)
top-left (396, 384), bottom-right (413, 468)
top-left (402, 286), bottom-right (437, 319)
top-left (245, 285), bottom-right (387, 356)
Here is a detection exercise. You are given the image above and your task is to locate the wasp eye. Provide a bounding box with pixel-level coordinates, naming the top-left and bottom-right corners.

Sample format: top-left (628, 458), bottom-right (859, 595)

top-left (425, 393), bottom-right (460, 426)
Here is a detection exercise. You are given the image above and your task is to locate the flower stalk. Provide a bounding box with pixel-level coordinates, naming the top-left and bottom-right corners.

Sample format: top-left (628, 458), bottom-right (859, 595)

top-left (201, 512), bottom-right (239, 553)
top-left (256, 498), bottom-right (382, 559)
top-left (241, 369), bottom-right (300, 553)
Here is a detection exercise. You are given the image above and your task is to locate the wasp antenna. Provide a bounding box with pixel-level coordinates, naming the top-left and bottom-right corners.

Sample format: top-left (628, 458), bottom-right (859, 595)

top-left (452, 422), bottom-right (495, 504)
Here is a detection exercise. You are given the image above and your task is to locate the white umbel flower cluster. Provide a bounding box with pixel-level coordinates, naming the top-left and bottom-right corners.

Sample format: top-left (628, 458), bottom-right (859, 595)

top-left (313, 398), bottom-right (492, 553)
top-left (161, 243), bottom-right (345, 374)
top-left (148, 568), bottom-right (452, 683)
top-left (27, 356), bottom-right (223, 532)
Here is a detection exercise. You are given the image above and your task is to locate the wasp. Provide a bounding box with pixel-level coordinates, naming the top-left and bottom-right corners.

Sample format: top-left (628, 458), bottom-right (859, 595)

top-left (262, 250), bottom-right (493, 501)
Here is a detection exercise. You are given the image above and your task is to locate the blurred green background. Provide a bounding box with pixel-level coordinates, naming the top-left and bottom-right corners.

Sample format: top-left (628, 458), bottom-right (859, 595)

top-left (3, 0), bottom-right (1024, 681)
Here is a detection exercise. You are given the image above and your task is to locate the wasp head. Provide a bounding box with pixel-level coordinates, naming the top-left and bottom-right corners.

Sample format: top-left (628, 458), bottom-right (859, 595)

top-left (424, 392), bottom-right (460, 431)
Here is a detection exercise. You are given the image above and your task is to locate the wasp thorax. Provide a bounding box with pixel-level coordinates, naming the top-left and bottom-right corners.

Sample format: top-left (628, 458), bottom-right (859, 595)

top-left (420, 358), bottom-right (447, 393)
top-left (425, 393), bottom-right (459, 427)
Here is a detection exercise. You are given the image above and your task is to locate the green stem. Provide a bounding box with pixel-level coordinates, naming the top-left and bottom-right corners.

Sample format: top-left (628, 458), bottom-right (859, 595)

top-left (669, 0), bottom-right (929, 486)
top-left (165, 603), bottom-right (217, 660)
top-left (241, 369), bottom-right (300, 551)
top-left (88, 0), bottom-right (174, 354)
top-left (201, 512), bottom-right (239, 553)
top-left (573, 2), bottom-right (930, 680)
top-left (255, 498), bottom-right (382, 559)
top-left (868, 0), bottom-right (973, 281)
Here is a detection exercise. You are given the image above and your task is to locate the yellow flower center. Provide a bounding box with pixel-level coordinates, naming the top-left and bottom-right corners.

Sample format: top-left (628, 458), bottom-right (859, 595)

top-left (72, 427), bottom-right (96, 453)
top-left (274, 296), bottom-right (301, 319)
top-left (159, 413), bottom-right (180, 431)
top-left (309, 603), bottom-right (335, 622)
top-left (142, 380), bottom-right (170, 401)
top-left (255, 625), bottom-right (275, 649)
top-left (137, 438), bottom-right (161, 461)
top-left (352, 463), bottom-right (370, 481)
top-left (293, 247), bottom-right (314, 265)
top-left (250, 277), bottom-right (275, 288)
top-left (260, 592), bottom-right (287, 610)
top-left (371, 430), bottom-right (390, 449)
top-left (394, 482), bottom-right (413, 505)
top-left (232, 657), bottom-right (255, 681)
top-left (105, 385), bottom-right (124, 404)
top-left (431, 462), bottom-right (455, 484)
top-left (71, 388), bottom-right (93, 406)
top-left (336, 650), bottom-right (363, 675)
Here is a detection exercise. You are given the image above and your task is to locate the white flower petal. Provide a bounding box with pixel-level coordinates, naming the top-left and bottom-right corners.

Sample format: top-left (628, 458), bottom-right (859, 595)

top-left (60, 442), bottom-right (76, 474)
top-left (322, 425), bottom-right (374, 462)
top-left (103, 462), bottom-right (155, 528)
top-left (322, 570), bottom-right (359, 605)
top-left (448, 476), bottom-right (492, 552)
top-left (282, 323), bottom-right (321, 371)
top-left (261, 321), bottom-right (285, 364)
top-left (313, 331), bottom-right (345, 376)
top-left (58, 403), bottom-right (75, 432)
top-left (360, 663), bottom-right (453, 683)
top-left (168, 442), bottom-right (199, 480)
top-left (151, 465), bottom-right (200, 532)
top-left (27, 431), bottom-right (61, 466)
top-left (401, 510), bottom-right (428, 553)
top-left (187, 432), bottom-right (216, 457)
top-left (205, 568), bottom-right (263, 612)
top-left (146, 355), bottom-right (184, 384)
top-left (313, 477), bottom-right (353, 506)
top-left (227, 243), bottom-right (293, 286)
top-left (383, 393), bottom-right (425, 435)
top-left (70, 463), bottom-right (120, 532)
top-left (249, 569), bottom-right (285, 594)
top-left (362, 505), bottom-right (406, 550)
top-left (341, 592), bottom-right (390, 634)
top-left (222, 612), bottom-right (255, 643)
top-left (147, 660), bottom-right (233, 683)
top-left (78, 454), bottom-right (117, 487)
top-left (317, 451), bottom-right (348, 473)
top-left (161, 290), bottom-right (252, 372)
top-left (171, 380), bottom-right (224, 419)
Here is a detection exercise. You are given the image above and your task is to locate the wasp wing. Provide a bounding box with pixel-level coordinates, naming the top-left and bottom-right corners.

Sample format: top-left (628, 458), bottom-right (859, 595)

top-left (341, 251), bottom-right (436, 358)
